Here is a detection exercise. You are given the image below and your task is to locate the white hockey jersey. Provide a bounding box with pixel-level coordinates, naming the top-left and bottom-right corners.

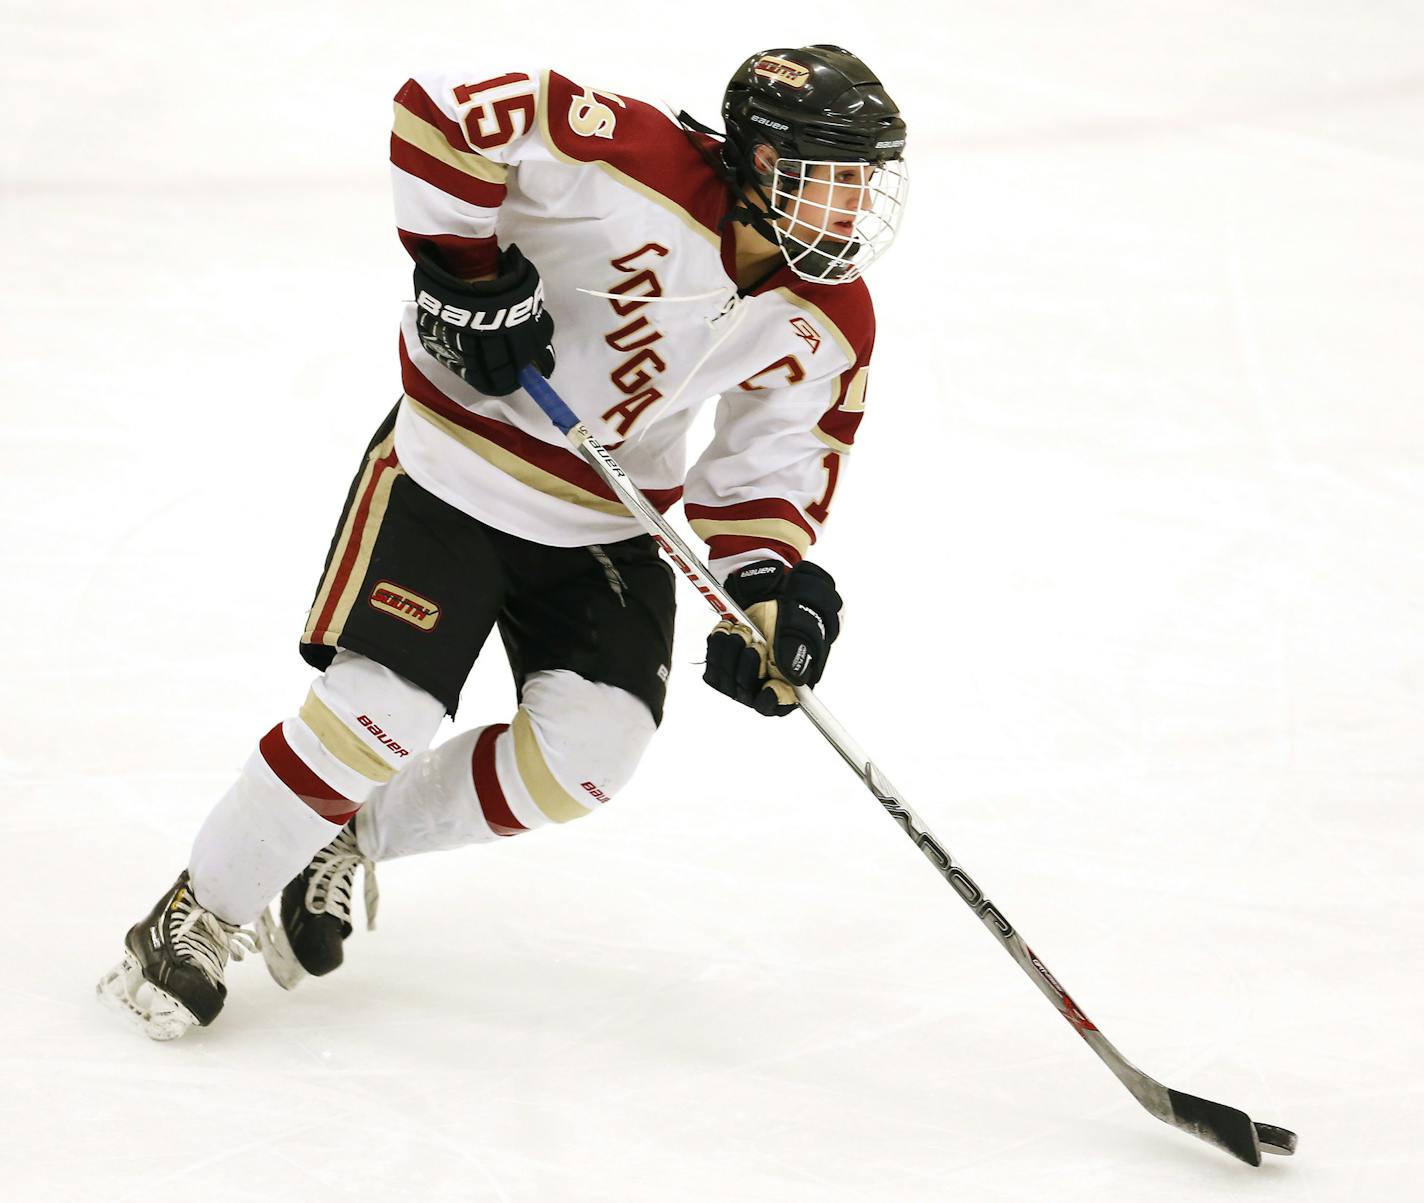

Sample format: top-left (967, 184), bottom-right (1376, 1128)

top-left (390, 68), bottom-right (875, 579)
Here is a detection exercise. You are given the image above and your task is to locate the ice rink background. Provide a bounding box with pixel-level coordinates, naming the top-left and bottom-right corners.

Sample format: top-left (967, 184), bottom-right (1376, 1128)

top-left (3, 1), bottom-right (1422, 1199)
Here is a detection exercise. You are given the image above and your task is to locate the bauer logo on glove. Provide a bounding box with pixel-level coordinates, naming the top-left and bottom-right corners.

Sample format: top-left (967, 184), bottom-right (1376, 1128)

top-left (413, 244), bottom-right (556, 396)
top-left (415, 277), bottom-right (546, 331)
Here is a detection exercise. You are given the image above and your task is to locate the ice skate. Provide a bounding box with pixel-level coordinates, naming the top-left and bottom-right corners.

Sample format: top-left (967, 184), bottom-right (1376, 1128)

top-left (255, 819), bottom-right (378, 989)
top-left (96, 871), bottom-right (256, 1040)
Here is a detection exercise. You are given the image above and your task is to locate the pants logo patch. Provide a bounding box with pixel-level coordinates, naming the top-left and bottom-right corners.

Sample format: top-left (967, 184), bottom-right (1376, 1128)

top-left (369, 581), bottom-right (441, 630)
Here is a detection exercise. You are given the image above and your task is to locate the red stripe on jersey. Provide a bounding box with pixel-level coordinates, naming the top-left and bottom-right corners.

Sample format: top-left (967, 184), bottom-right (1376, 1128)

top-left (814, 363), bottom-right (870, 449)
top-left (471, 723), bottom-right (524, 836)
top-left (397, 229), bottom-right (500, 278)
top-left (259, 724), bottom-right (357, 824)
top-left (684, 499), bottom-right (816, 540)
top-left (542, 71), bottom-right (729, 239)
top-left (704, 534), bottom-right (805, 567)
top-left (399, 338), bottom-right (684, 513)
top-left (394, 79), bottom-right (476, 153)
top-left (310, 445), bottom-right (401, 645)
top-left (815, 406), bottom-right (865, 449)
top-left (815, 414), bottom-right (864, 448)
top-left (389, 134), bottom-right (508, 209)
top-left (457, 72), bottom-right (529, 96)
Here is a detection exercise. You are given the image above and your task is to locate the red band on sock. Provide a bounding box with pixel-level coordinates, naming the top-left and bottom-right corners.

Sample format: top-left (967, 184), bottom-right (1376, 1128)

top-left (259, 723), bottom-right (358, 824)
top-left (471, 723), bottom-right (524, 836)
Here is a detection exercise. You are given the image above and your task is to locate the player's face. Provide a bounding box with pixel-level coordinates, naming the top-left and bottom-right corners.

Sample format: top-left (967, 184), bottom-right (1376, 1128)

top-left (776, 162), bottom-right (873, 247)
top-left (754, 148), bottom-right (908, 284)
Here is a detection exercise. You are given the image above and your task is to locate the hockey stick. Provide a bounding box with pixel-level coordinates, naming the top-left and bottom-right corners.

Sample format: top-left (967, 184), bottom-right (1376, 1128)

top-left (517, 366), bottom-right (1297, 1167)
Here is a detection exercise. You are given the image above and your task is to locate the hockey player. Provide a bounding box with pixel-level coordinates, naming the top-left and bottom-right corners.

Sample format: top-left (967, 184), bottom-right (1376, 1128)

top-left (98, 45), bottom-right (908, 1039)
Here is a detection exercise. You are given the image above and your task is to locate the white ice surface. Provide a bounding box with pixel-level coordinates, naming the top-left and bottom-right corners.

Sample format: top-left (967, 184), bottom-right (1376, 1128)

top-left (3, 2), bottom-right (1422, 1199)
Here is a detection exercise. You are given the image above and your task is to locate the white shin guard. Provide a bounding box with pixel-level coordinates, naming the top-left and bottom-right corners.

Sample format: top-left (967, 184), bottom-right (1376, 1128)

top-left (358, 669), bottom-right (656, 861)
top-left (187, 651), bottom-right (446, 925)
top-left (188, 750), bottom-right (352, 926)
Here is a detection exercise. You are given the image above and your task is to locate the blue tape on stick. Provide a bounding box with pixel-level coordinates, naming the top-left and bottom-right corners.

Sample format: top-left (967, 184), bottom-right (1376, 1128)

top-left (518, 367), bottom-right (580, 435)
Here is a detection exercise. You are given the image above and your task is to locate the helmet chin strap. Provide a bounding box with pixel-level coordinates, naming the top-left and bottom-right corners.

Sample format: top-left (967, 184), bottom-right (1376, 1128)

top-left (726, 193), bottom-right (781, 245)
top-left (678, 109), bottom-right (784, 246)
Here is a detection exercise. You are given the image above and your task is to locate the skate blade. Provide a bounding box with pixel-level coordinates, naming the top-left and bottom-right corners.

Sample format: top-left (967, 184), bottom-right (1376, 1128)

top-left (95, 950), bottom-right (200, 1041)
top-left (255, 908), bottom-right (308, 991)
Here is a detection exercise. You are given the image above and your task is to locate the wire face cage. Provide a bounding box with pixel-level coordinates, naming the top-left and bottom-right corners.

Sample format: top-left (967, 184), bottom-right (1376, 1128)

top-left (767, 157), bottom-right (909, 283)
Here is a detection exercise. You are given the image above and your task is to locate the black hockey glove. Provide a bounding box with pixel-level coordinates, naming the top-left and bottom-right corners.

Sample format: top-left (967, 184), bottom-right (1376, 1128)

top-left (413, 244), bottom-right (555, 396)
top-left (703, 560), bottom-right (843, 717)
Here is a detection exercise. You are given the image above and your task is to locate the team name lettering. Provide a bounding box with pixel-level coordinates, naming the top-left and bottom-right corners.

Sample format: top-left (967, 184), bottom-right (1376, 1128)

top-left (600, 244), bottom-right (671, 436)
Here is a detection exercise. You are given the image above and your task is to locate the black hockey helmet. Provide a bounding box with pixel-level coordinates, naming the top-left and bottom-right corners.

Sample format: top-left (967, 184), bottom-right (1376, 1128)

top-left (716, 45), bottom-right (909, 283)
top-left (722, 44), bottom-right (907, 181)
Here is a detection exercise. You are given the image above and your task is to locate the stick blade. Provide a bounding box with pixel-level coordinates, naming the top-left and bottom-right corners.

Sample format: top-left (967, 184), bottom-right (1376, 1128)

top-left (1254, 1122), bottom-right (1298, 1157)
top-left (1165, 1089), bottom-right (1296, 1166)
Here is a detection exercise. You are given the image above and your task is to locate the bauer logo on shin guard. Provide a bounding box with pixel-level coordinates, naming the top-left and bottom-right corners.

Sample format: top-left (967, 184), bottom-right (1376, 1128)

top-left (369, 581), bottom-right (441, 630)
top-left (357, 715), bottom-right (412, 758)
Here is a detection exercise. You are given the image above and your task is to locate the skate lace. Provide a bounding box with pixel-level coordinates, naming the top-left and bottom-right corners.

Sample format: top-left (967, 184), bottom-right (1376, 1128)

top-left (304, 826), bottom-right (379, 931)
top-left (171, 901), bottom-right (257, 986)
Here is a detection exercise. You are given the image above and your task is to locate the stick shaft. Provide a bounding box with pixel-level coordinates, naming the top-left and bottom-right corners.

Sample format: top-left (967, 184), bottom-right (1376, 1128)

top-left (517, 368), bottom-right (1170, 1119)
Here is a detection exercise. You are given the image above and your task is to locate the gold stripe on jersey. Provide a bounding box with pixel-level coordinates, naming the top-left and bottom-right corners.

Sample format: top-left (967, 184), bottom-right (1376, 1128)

top-left (687, 516), bottom-right (814, 557)
top-left (535, 71), bottom-right (720, 250)
top-left (841, 366), bottom-right (869, 412)
top-left (299, 689), bottom-right (397, 784)
top-left (403, 394), bottom-right (629, 516)
top-left (392, 105), bottom-right (510, 185)
top-left (813, 368), bottom-right (867, 454)
top-left (302, 433), bottom-right (404, 647)
top-left (511, 708), bottom-right (591, 824)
